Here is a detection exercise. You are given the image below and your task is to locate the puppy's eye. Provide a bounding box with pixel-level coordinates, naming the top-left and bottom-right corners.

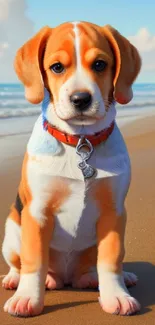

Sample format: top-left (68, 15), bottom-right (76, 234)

top-left (92, 60), bottom-right (107, 72)
top-left (50, 62), bottom-right (64, 74)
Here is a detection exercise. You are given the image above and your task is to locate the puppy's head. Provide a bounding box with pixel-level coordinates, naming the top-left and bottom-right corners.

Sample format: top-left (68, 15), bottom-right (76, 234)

top-left (14, 22), bottom-right (141, 129)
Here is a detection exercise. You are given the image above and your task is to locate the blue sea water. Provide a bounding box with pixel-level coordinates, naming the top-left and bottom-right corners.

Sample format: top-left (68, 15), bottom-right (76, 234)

top-left (0, 83), bottom-right (155, 119)
top-left (0, 83), bottom-right (40, 118)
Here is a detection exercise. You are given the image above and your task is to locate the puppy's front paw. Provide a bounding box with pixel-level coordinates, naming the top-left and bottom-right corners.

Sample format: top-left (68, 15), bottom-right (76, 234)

top-left (99, 294), bottom-right (140, 316)
top-left (4, 273), bottom-right (45, 317)
top-left (99, 273), bottom-right (140, 316)
top-left (4, 294), bottom-right (43, 317)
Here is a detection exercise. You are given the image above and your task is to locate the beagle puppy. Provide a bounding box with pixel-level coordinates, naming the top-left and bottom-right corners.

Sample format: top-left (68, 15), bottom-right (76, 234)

top-left (2, 21), bottom-right (141, 317)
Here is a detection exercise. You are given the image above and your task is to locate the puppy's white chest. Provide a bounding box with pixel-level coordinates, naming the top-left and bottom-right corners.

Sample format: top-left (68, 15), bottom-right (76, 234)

top-left (50, 180), bottom-right (99, 252)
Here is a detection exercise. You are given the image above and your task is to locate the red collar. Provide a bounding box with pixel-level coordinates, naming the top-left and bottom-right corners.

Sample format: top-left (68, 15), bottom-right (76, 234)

top-left (43, 120), bottom-right (115, 147)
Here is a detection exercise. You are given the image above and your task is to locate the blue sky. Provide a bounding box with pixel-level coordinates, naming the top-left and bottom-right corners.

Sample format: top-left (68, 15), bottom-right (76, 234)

top-left (27, 0), bottom-right (155, 37)
top-left (25, 0), bottom-right (155, 83)
top-left (0, 0), bottom-right (155, 82)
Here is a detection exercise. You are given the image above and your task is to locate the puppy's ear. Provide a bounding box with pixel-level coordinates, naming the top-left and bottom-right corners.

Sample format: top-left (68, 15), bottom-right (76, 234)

top-left (14, 26), bottom-right (52, 104)
top-left (103, 25), bottom-right (141, 104)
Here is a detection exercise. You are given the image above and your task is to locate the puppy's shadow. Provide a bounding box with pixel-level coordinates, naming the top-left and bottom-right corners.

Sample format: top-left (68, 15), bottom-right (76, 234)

top-left (43, 261), bottom-right (155, 316)
top-left (124, 261), bottom-right (155, 315)
top-left (43, 300), bottom-right (96, 315)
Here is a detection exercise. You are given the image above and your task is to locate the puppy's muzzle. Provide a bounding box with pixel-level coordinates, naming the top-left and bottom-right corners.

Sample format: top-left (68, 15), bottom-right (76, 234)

top-left (70, 91), bottom-right (92, 112)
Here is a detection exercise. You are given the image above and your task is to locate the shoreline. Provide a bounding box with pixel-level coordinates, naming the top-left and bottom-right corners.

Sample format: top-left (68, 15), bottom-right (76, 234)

top-left (1, 104), bottom-right (155, 137)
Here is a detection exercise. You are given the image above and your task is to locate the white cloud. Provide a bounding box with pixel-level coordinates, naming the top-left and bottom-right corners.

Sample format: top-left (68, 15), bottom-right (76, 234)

top-left (128, 28), bottom-right (155, 80)
top-left (0, 3), bottom-right (154, 84)
top-left (0, 0), bottom-right (33, 82)
top-left (128, 28), bottom-right (155, 52)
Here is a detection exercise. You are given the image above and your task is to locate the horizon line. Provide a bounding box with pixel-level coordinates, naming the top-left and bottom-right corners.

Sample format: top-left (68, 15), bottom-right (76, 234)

top-left (0, 82), bottom-right (155, 85)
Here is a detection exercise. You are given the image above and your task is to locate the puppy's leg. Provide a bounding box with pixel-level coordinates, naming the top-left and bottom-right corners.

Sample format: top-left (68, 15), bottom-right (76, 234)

top-left (96, 180), bottom-right (140, 316)
top-left (4, 204), bottom-right (54, 317)
top-left (72, 246), bottom-right (137, 290)
top-left (2, 205), bottom-right (21, 290)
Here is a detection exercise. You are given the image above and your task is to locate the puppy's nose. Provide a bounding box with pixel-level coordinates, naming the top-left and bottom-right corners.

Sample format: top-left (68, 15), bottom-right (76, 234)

top-left (70, 92), bottom-right (92, 111)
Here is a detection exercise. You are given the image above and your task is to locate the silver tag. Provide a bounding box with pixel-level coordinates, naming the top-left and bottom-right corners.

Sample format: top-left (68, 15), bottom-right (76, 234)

top-left (76, 136), bottom-right (96, 179)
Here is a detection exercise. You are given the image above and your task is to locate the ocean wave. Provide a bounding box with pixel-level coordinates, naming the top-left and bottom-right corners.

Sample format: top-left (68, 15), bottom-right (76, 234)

top-left (0, 99), bottom-right (31, 108)
top-left (117, 100), bottom-right (155, 108)
top-left (3, 98), bottom-right (155, 109)
top-left (0, 107), bottom-right (41, 118)
top-left (0, 91), bottom-right (24, 97)
top-left (3, 90), bottom-right (155, 98)
top-left (1, 101), bottom-right (155, 119)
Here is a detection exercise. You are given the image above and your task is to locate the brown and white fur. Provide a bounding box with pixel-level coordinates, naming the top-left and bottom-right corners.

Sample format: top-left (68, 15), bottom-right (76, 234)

top-left (2, 21), bottom-right (141, 317)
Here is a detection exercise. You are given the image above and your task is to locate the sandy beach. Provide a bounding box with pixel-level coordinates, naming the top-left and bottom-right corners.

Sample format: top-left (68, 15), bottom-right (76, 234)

top-left (0, 116), bottom-right (155, 325)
